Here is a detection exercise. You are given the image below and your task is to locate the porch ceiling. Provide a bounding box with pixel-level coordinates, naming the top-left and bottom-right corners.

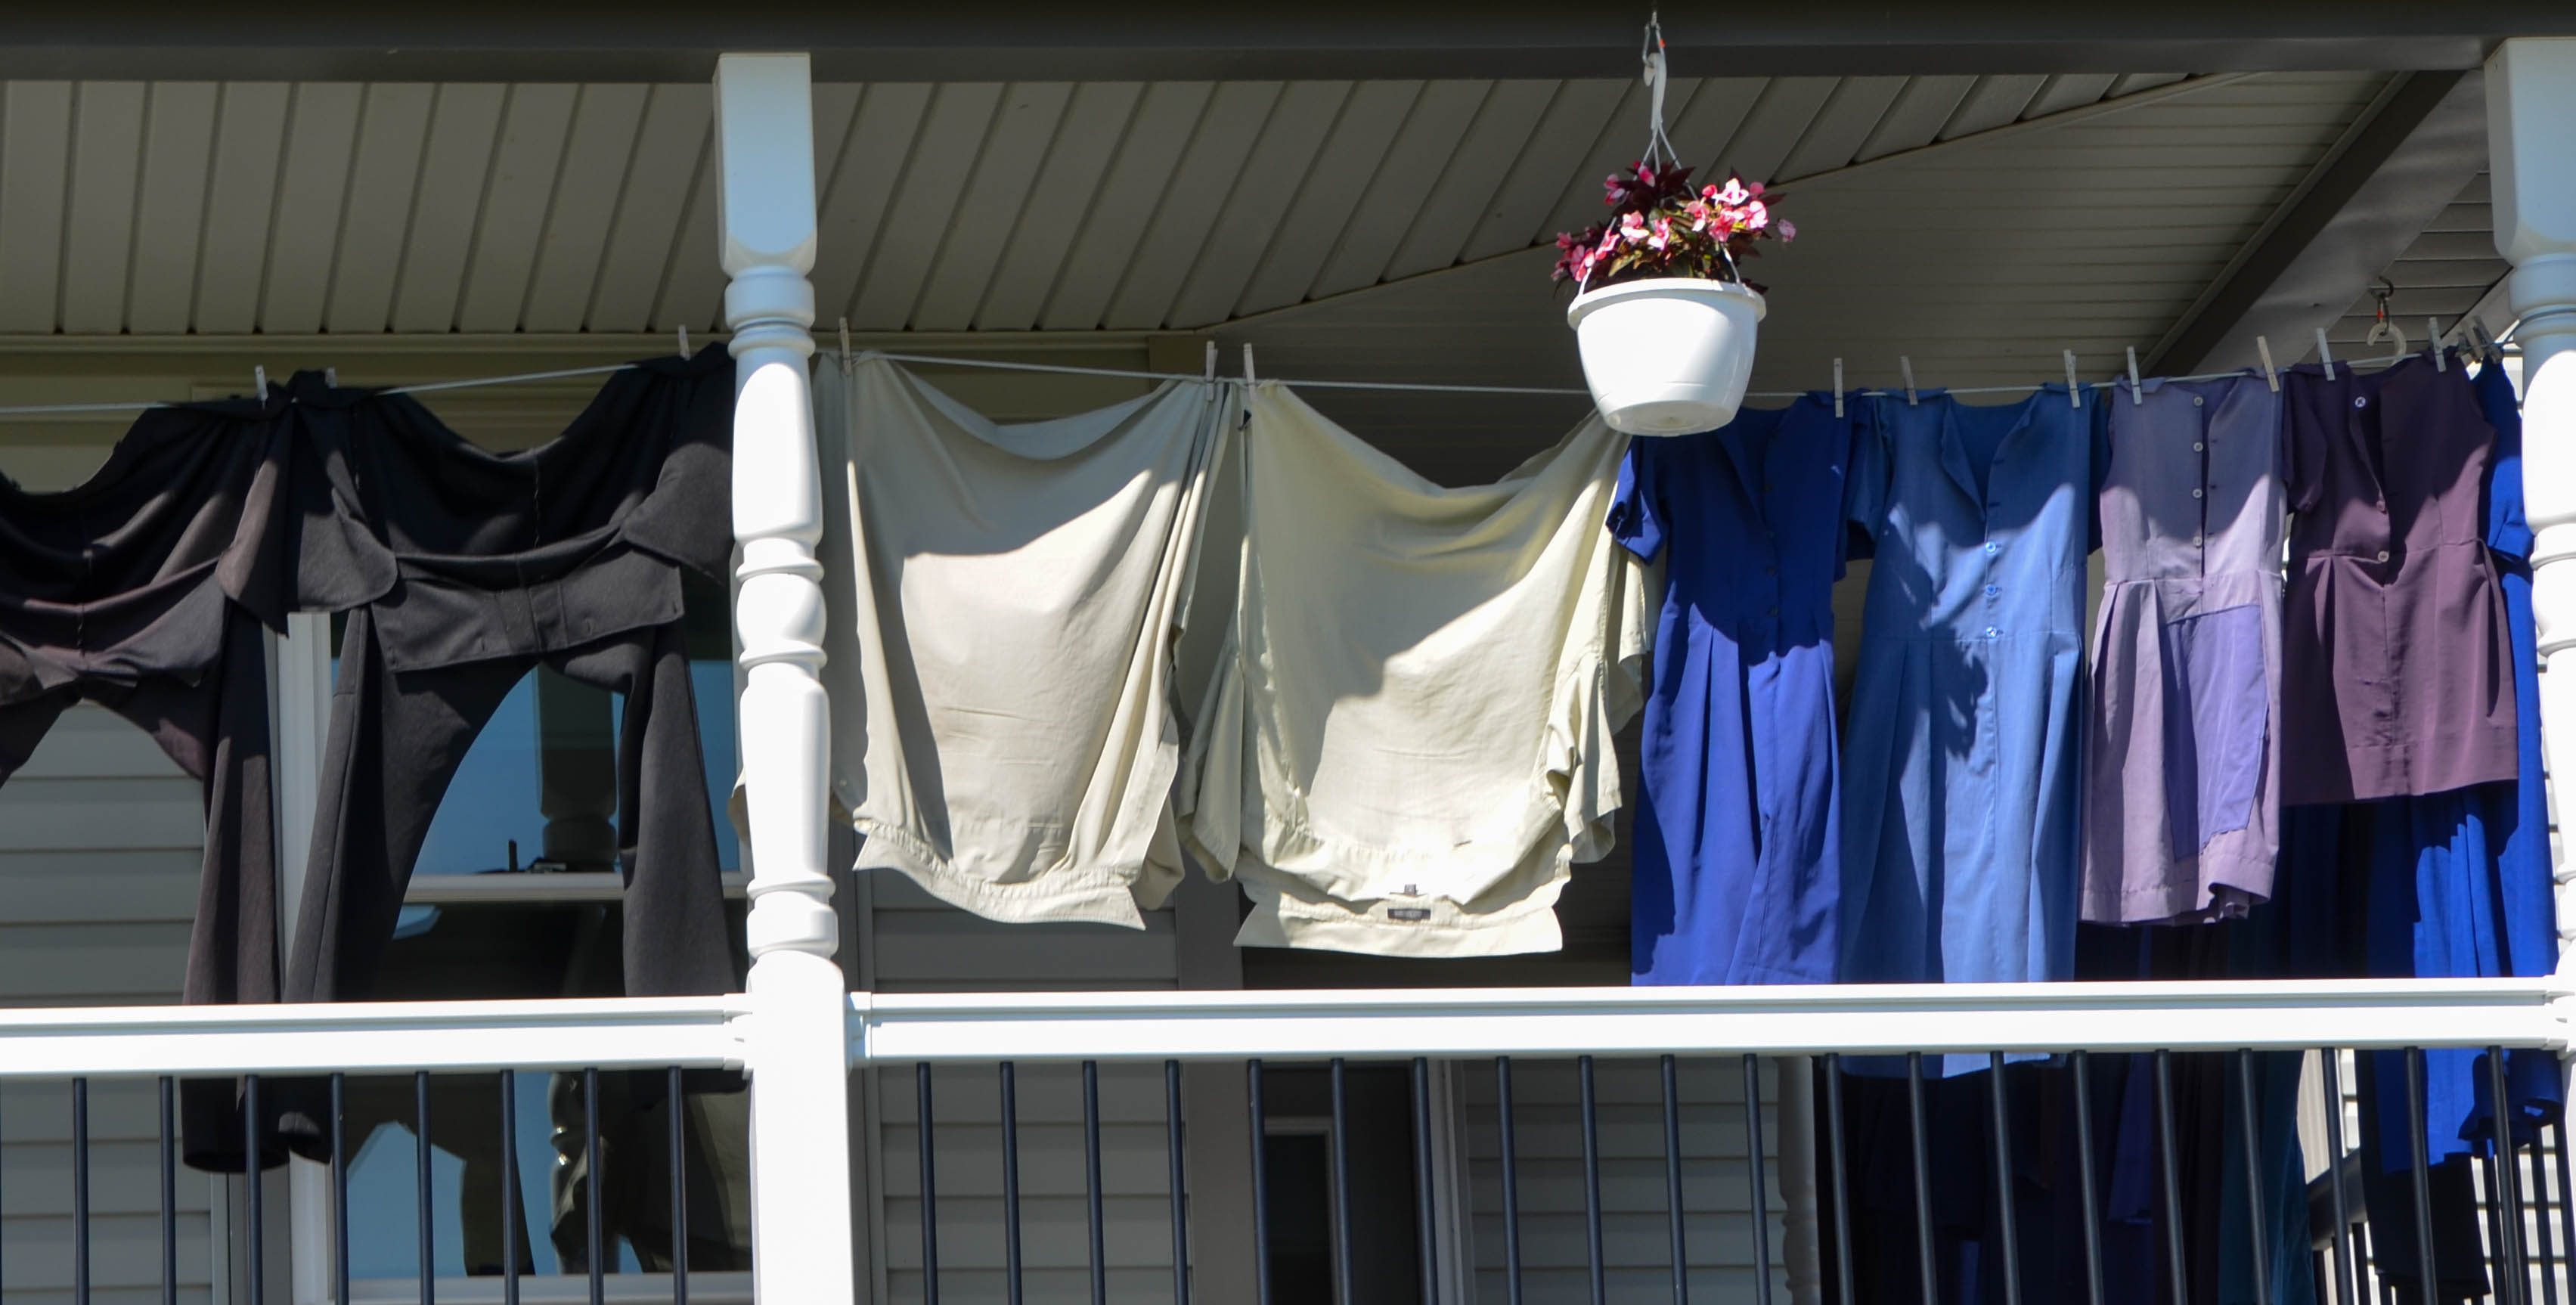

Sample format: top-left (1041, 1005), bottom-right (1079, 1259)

top-left (0, 68), bottom-right (2487, 470)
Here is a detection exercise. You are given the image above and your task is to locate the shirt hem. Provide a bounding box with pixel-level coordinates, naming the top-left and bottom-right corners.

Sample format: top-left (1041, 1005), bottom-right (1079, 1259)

top-left (851, 816), bottom-right (1155, 929)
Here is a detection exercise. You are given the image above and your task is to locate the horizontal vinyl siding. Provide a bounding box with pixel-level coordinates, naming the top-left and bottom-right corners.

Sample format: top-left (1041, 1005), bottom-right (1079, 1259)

top-left (1462, 1058), bottom-right (1784, 1305)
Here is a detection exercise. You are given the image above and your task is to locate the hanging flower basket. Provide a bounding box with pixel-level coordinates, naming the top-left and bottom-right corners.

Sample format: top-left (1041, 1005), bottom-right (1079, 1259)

top-left (1567, 275), bottom-right (1766, 436)
top-left (1556, 23), bottom-right (1796, 436)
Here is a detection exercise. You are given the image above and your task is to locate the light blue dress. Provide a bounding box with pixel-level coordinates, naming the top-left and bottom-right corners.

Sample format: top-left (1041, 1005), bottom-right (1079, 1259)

top-left (1839, 389), bottom-right (2100, 1018)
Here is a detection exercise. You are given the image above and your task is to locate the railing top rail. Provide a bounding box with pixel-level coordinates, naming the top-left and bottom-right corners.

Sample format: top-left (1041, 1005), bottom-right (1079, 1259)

top-left (849, 979), bottom-right (2576, 1065)
top-left (0, 996), bottom-right (747, 1078)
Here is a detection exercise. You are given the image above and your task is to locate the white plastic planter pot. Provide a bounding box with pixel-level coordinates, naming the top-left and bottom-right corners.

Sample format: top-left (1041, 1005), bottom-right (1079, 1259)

top-left (1565, 277), bottom-right (1766, 436)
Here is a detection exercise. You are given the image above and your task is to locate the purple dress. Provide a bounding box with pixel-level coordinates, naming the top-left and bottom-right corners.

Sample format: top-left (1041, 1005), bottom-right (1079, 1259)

top-left (2280, 355), bottom-right (2516, 804)
top-left (2082, 373), bottom-right (2283, 923)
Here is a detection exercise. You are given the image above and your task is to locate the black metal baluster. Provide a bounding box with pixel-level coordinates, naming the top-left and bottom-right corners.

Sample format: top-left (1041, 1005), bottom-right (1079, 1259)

top-left (916, 1063), bottom-right (939, 1305)
top-left (1412, 1058), bottom-right (1439, 1305)
top-left (1744, 1055), bottom-right (1775, 1305)
top-left (2152, 1052), bottom-right (2186, 1305)
top-left (1001, 1062), bottom-right (1025, 1305)
top-left (2319, 1051), bottom-right (2357, 1305)
top-left (584, 1067), bottom-right (604, 1305)
top-left (1663, 1055), bottom-right (1689, 1305)
top-left (1497, 1057), bottom-right (1525, 1305)
top-left (1167, 1060), bottom-right (1189, 1305)
top-left (333, 1074), bottom-right (351, 1305)
top-left (498, 1071), bottom-right (519, 1305)
top-left (1331, 1058), bottom-right (1356, 1305)
top-left (2066, 1052), bottom-right (2108, 1305)
top-left (1823, 1055), bottom-right (1855, 1305)
top-left (2556, 1120), bottom-right (2576, 1292)
top-left (2232, 1052), bottom-right (2271, 1305)
top-left (1085, 1060), bottom-right (1106, 1305)
top-left (2481, 1147), bottom-right (2512, 1303)
top-left (2401, 1049), bottom-right (2439, 1303)
top-left (1248, 1061), bottom-right (1273, 1305)
top-left (73, 1077), bottom-right (88, 1305)
top-left (2531, 1116), bottom-right (2561, 1305)
top-left (2487, 1046), bottom-right (2529, 1305)
top-left (1985, 1054), bottom-right (2022, 1305)
top-left (669, 1065), bottom-right (688, 1305)
top-left (1905, 1053), bottom-right (1938, 1305)
top-left (1581, 1055), bottom-right (1605, 1305)
top-left (418, 1071), bottom-right (436, 1305)
top-left (160, 1077), bottom-right (177, 1305)
top-left (246, 1073), bottom-right (264, 1305)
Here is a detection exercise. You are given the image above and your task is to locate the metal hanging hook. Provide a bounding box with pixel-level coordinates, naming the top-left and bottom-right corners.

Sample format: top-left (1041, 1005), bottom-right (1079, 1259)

top-left (1638, 11), bottom-right (1679, 169)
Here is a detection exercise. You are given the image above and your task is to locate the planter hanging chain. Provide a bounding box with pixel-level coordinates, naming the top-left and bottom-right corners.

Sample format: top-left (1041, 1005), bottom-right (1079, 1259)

top-left (1635, 14), bottom-right (1744, 285)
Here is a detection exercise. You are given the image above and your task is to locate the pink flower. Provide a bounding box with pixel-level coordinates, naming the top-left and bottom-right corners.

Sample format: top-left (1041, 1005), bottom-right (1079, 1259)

top-left (1778, 219), bottom-right (1797, 240)
top-left (1743, 200), bottom-right (1769, 230)
top-left (1716, 177), bottom-right (1750, 206)
top-left (1648, 216), bottom-right (1674, 251)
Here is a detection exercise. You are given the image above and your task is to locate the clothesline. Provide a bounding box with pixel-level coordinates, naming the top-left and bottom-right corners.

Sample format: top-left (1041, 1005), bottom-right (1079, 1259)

top-left (0, 339), bottom-right (2497, 421)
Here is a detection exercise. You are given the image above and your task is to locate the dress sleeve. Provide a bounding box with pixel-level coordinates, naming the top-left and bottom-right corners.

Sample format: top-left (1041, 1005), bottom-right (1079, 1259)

top-left (2281, 382), bottom-right (2323, 517)
top-left (1842, 400), bottom-right (1886, 563)
top-left (2476, 364), bottom-right (2531, 562)
top-left (1606, 438), bottom-right (1665, 562)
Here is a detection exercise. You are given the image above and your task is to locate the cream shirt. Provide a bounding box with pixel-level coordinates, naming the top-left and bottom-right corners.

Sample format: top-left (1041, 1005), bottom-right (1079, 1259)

top-left (1180, 384), bottom-right (1652, 956)
top-left (816, 356), bottom-right (1227, 926)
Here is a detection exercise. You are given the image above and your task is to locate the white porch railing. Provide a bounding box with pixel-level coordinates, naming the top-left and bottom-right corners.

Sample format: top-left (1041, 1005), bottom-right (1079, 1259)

top-left (0, 979), bottom-right (2566, 1305)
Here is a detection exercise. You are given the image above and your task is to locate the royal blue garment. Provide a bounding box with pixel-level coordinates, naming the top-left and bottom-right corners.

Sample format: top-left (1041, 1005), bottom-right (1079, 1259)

top-left (1839, 389), bottom-right (2100, 1031)
top-left (1612, 396), bottom-right (1858, 986)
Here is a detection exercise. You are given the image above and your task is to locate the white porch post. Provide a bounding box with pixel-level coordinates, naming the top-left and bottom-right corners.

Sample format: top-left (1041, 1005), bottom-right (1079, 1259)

top-left (717, 52), bottom-right (855, 1304)
top-left (2489, 37), bottom-right (2576, 1124)
top-left (2489, 40), bottom-right (2576, 977)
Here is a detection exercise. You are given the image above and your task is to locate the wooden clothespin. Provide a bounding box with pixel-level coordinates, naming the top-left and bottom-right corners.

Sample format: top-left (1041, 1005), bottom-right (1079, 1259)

top-left (2063, 350), bottom-right (2082, 408)
top-left (2314, 327), bottom-right (2336, 381)
top-left (2255, 336), bottom-right (2280, 392)
top-left (2428, 317), bottom-right (2444, 371)
top-left (2125, 346), bottom-right (2144, 407)
top-left (1832, 358), bottom-right (1844, 417)
top-left (1242, 343), bottom-right (1257, 385)
top-left (1899, 355), bottom-right (1917, 406)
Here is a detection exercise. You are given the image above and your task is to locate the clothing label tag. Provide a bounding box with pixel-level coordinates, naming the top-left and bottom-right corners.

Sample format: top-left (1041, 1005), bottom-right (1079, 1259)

top-left (1387, 908), bottom-right (1432, 922)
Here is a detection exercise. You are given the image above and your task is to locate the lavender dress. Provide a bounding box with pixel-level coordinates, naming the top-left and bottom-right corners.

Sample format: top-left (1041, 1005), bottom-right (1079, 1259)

top-left (2082, 373), bottom-right (2283, 924)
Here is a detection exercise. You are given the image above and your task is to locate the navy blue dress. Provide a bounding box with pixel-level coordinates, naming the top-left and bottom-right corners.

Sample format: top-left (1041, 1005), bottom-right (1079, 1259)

top-left (1611, 395), bottom-right (1859, 985)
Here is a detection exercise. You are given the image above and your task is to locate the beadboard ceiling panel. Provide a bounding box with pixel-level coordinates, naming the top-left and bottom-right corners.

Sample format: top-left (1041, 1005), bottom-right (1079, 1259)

top-left (0, 69), bottom-right (2299, 338)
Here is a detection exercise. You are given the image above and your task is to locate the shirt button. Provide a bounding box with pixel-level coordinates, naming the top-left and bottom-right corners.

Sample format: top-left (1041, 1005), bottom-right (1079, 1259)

top-left (2191, 534), bottom-right (2203, 547)
top-left (2191, 395), bottom-right (2204, 408)
top-left (2192, 442), bottom-right (2205, 452)
top-left (2376, 550), bottom-right (2390, 563)
top-left (1983, 541), bottom-right (2000, 555)
top-left (2191, 488), bottom-right (2204, 499)
top-left (2354, 396), bottom-right (2369, 409)
top-left (1985, 584), bottom-right (2000, 597)
top-left (1985, 626), bottom-right (2000, 637)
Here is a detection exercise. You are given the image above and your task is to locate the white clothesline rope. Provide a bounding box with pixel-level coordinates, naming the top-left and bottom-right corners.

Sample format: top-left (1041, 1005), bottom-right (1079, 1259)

top-left (0, 339), bottom-right (2505, 422)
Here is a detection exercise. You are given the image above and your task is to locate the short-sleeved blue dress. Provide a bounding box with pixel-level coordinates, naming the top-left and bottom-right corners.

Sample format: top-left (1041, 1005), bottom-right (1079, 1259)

top-left (1610, 395), bottom-right (1862, 986)
top-left (1839, 387), bottom-right (2100, 1006)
